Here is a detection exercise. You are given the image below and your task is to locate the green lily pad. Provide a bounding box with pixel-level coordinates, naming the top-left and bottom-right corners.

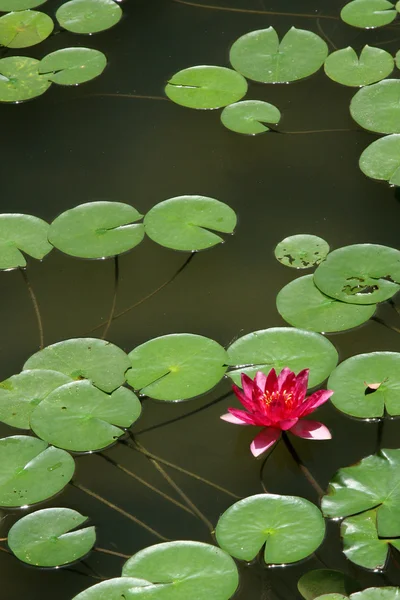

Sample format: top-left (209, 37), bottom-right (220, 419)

top-left (324, 46), bottom-right (393, 87)
top-left (229, 27), bottom-right (328, 84)
top-left (39, 47), bottom-right (107, 86)
top-left (341, 509), bottom-right (400, 570)
top-left (298, 570), bottom-right (361, 600)
top-left (215, 493), bottom-right (325, 563)
top-left (0, 369), bottom-right (72, 429)
top-left (56, 0), bottom-right (122, 34)
top-left (30, 380), bottom-right (141, 452)
top-left (274, 234), bottom-right (330, 269)
top-left (72, 578), bottom-right (152, 600)
top-left (0, 435), bottom-right (74, 507)
top-left (359, 134), bottom-right (400, 185)
top-left (126, 334), bottom-right (228, 401)
top-left (322, 448), bottom-right (400, 537)
top-left (8, 507), bottom-right (96, 567)
top-left (0, 10), bottom-right (53, 48)
top-left (220, 100), bottom-right (281, 135)
top-left (143, 195), bottom-right (237, 252)
top-left (23, 338), bottom-right (130, 394)
top-left (0, 0), bottom-right (47, 9)
top-left (165, 65), bottom-right (248, 110)
top-left (350, 79), bottom-right (400, 134)
top-left (49, 201), bottom-right (144, 259)
top-left (0, 56), bottom-right (51, 103)
top-left (327, 352), bottom-right (400, 418)
top-left (226, 327), bottom-right (338, 388)
top-left (316, 590), bottom-right (400, 600)
top-left (276, 275), bottom-right (376, 333)
top-left (341, 0), bottom-right (396, 28)
top-left (0, 213), bottom-right (52, 268)
top-left (122, 541), bottom-right (239, 600)
top-left (313, 244), bottom-right (400, 304)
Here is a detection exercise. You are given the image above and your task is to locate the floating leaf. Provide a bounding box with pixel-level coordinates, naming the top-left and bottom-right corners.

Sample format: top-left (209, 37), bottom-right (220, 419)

top-left (8, 507), bottom-right (96, 567)
top-left (72, 578), bottom-right (152, 600)
top-left (0, 0), bottom-right (47, 9)
top-left (316, 590), bottom-right (400, 600)
top-left (340, 0), bottom-right (396, 28)
top-left (0, 435), bottom-right (74, 507)
top-left (122, 541), bottom-right (239, 600)
top-left (0, 10), bottom-right (53, 48)
top-left (143, 195), bottom-right (237, 251)
top-left (226, 327), bottom-right (338, 388)
top-left (56, 0), bottom-right (122, 34)
top-left (298, 569), bottom-right (361, 600)
top-left (49, 201), bottom-right (144, 259)
top-left (165, 65), bottom-right (248, 110)
top-left (0, 369), bottom-right (72, 429)
top-left (275, 234), bottom-right (330, 269)
top-left (327, 352), bottom-right (400, 418)
top-left (350, 79), bottom-right (400, 134)
top-left (0, 56), bottom-right (51, 103)
top-left (24, 338), bottom-right (130, 394)
top-left (215, 493), bottom-right (325, 563)
top-left (313, 244), bottom-right (400, 305)
top-left (341, 509), bottom-right (400, 570)
top-left (30, 380), bottom-right (141, 452)
top-left (39, 48), bottom-right (107, 85)
top-left (0, 213), bottom-right (52, 268)
top-left (276, 275), bottom-right (376, 333)
top-left (324, 46), bottom-right (393, 87)
top-left (322, 448), bottom-right (400, 537)
top-left (126, 334), bottom-right (228, 401)
top-left (229, 27), bottom-right (328, 83)
top-left (220, 100), bottom-right (281, 135)
top-left (359, 134), bottom-right (400, 185)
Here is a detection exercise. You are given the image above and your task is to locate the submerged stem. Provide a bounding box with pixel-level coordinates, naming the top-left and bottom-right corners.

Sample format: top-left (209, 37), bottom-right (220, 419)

top-left (372, 315), bottom-right (400, 335)
top-left (101, 256), bottom-right (119, 340)
top-left (20, 268), bottom-right (44, 350)
top-left (171, 0), bottom-right (338, 19)
top-left (94, 547), bottom-right (130, 560)
top-left (259, 440), bottom-right (280, 493)
top-left (71, 481), bottom-right (169, 542)
top-left (282, 433), bottom-right (324, 497)
top-left (87, 93), bottom-right (168, 101)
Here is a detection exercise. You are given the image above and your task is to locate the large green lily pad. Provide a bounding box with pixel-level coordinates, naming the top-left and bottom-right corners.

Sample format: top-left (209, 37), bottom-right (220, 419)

top-left (226, 327), bottom-right (338, 388)
top-left (30, 380), bottom-right (141, 452)
top-left (276, 275), bottom-right (376, 333)
top-left (229, 27), bottom-right (328, 83)
top-left (322, 448), bottom-right (400, 537)
top-left (24, 338), bottom-right (131, 393)
top-left (215, 494), bottom-right (325, 563)
top-left (72, 579), bottom-right (152, 600)
top-left (220, 100), bottom-right (281, 135)
top-left (49, 202), bottom-right (144, 259)
top-left (0, 369), bottom-right (72, 429)
top-left (0, 0), bottom-right (47, 9)
top-left (324, 46), bottom-right (393, 87)
top-left (8, 507), bottom-right (96, 567)
top-left (341, 0), bottom-right (396, 28)
top-left (359, 134), bottom-right (400, 185)
top-left (0, 435), bottom-right (74, 507)
top-left (350, 80), bottom-right (400, 134)
top-left (122, 541), bottom-right (239, 600)
top-left (0, 213), bottom-right (52, 268)
top-left (0, 56), bottom-right (51, 103)
top-left (298, 570), bottom-right (361, 600)
top-left (165, 65), bottom-right (248, 110)
top-left (143, 196), bottom-right (237, 251)
top-left (39, 47), bottom-right (107, 85)
top-left (56, 0), bottom-right (122, 34)
top-left (274, 234), bottom-right (330, 269)
top-left (327, 352), bottom-right (400, 418)
top-left (126, 334), bottom-right (228, 401)
top-left (0, 10), bottom-right (53, 48)
top-left (313, 244), bottom-right (400, 304)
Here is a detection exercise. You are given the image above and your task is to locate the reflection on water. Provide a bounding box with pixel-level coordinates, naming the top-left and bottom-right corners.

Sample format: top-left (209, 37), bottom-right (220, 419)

top-left (0, 0), bottom-right (399, 597)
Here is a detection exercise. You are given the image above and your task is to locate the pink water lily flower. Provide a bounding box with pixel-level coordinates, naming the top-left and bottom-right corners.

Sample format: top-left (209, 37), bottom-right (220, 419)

top-left (221, 368), bottom-right (333, 457)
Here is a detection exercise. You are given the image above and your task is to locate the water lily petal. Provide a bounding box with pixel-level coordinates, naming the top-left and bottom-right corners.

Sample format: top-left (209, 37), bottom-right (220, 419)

top-left (294, 369), bottom-right (309, 405)
top-left (241, 373), bottom-right (256, 401)
top-left (226, 407), bottom-right (258, 425)
top-left (277, 367), bottom-right (293, 391)
top-left (255, 370), bottom-right (268, 392)
top-left (232, 383), bottom-right (255, 411)
top-left (290, 420), bottom-right (332, 440)
top-left (250, 427), bottom-right (281, 457)
top-left (220, 412), bottom-right (250, 425)
top-left (279, 418), bottom-right (298, 431)
top-left (297, 389), bottom-right (334, 417)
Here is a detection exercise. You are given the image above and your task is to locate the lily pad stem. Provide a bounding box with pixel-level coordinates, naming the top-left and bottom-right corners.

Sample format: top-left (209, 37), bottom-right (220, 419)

top-left (101, 256), bottom-right (119, 340)
top-left (282, 433), bottom-right (324, 497)
top-left (259, 440), bottom-right (281, 493)
top-left (19, 268), bottom-right (44, 350)
top-left (94, 547), bottom-right (130, 560)
top-left (171, 0), bottom-right (338, 19)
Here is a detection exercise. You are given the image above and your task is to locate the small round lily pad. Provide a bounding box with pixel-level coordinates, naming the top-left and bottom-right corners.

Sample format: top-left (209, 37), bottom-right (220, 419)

top-left (275, 234), bottom-right (330, 269)
top-left (8, 507), bottom-right (96, 567)
top-left (350, 79), bottom-right (400, 134)
top-left (56, 0), bottom-right (122, 34)
top-left (220, 100), bottom-right (281, 135)
top-left (71, 578), bottom-right (152, 600)
top-left (298, 569), bottom-right (361, 600)
top-left (324, 46), bottom-right (394, 87)
top-left (341, 0), bottom-right (396, 28)
top-left (165, 65), bottom-right (248, 110)
top-left (359, 134), bottom-right (400, 186)
top-left (0, 213), bottom-right (52, 268)
top-left (0, 0), bottom-right (47, 9)
top-left (39, 48), bottom-right (107, 86)
top-left (0, 10), bottom-right (53, 48)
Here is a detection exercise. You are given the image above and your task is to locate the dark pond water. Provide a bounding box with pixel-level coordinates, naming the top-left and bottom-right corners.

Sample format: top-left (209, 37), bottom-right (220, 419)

top-left (0, 0), bottom-right (399, 597)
